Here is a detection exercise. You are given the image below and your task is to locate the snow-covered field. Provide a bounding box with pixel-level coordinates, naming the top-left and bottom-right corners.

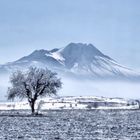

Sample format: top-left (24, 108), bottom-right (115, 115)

top-left (0, 96), bottom-right (138, 111)
top-left (0, 110), bottom-right (140, 139)
top-left (0, 96), bottom-right (139, 139)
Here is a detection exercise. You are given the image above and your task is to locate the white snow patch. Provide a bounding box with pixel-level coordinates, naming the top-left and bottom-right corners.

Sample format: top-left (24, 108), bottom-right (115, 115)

top-left (46, 52), bottom-right (65, 62)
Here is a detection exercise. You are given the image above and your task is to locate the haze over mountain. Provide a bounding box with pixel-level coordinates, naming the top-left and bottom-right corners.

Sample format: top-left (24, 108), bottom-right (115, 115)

top-left (0, 43), bottom-right (139, 81)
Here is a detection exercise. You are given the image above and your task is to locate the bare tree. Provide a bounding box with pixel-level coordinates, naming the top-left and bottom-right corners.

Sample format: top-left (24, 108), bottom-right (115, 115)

top-left (7, 67), bottom-right (62, 114)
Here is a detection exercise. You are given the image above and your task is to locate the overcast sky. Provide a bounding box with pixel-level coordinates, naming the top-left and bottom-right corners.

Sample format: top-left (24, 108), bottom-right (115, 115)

top-left (0, 0), bottom-right (140, 70)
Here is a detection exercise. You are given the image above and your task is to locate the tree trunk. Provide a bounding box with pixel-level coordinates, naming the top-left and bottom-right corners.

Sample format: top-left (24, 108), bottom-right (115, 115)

top-left (29, 100), bottom-right (36, 115)
top-left (31, 102), bottom-right (35, 114)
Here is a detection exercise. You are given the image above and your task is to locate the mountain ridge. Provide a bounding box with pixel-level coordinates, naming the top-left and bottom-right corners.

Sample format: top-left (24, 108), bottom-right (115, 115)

top-left (0, 43), bottom-right (140, 80)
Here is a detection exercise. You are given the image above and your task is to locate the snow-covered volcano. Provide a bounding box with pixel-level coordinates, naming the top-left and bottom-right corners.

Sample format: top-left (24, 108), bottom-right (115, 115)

top-left (0, 43), bottom-right (139, 80)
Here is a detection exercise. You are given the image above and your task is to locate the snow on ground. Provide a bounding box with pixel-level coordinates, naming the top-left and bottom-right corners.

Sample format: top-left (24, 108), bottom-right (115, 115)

top-left (0, 96), bottom-right (138, 110)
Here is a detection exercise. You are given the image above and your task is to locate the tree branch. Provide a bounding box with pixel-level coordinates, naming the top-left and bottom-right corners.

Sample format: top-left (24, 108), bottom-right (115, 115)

top-left (23, 82), bottom-right (32, 99)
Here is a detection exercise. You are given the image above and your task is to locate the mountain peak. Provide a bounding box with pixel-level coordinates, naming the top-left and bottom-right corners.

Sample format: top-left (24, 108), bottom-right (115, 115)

top-left (0, 42), bottom-right (139, 80)
top-left (60, 42), bottom-right (107, 59)
top-left (66, 42), bottom-right (96, 48)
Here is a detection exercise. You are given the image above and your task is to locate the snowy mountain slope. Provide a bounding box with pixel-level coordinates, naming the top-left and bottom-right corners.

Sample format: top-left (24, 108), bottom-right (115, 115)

top-left (0, 43), bottom-right (140, 80)
top-left (60, 43), bottom-right (140, 79)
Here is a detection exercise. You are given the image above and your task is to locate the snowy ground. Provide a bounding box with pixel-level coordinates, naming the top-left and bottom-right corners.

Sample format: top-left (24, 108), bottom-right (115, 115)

top-left (0, 110), bottom-right (140, 140)
top-left (0, 96), bottom-right (138, 110)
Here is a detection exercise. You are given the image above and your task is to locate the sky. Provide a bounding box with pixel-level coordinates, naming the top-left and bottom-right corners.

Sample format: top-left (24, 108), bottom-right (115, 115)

top-left (0, 0), bottom-right (140, 70)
